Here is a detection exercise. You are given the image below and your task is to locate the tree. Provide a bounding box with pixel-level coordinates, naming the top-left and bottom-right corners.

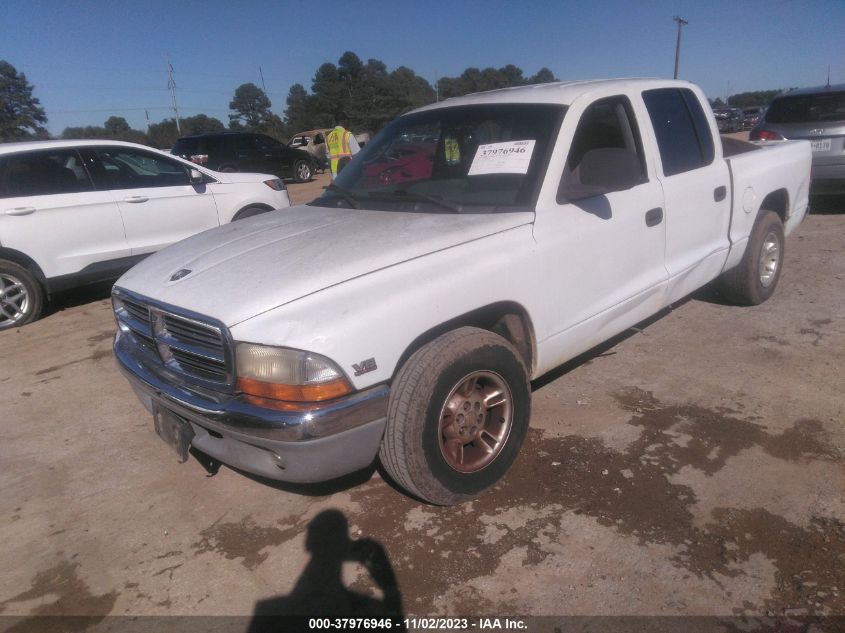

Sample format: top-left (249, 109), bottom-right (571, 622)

top-left (284, 83), bottom-right (312, 133)
top-left (181, 114), bottom-right (225, 135)
top-left (528, 68), bottom-right (557, 84)
top-left (147, 119), bottom-right (179, 149)
top-left (0, 60), bottom-right (48, 141)
top-left (229, 83), bottom-right (273, 129)
top-left (104, 116), bottom-right (131, 137)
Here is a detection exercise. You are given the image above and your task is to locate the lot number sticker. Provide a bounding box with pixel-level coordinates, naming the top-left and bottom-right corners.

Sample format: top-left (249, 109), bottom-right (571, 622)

top-left (468, 140), bottom-right (536, 176)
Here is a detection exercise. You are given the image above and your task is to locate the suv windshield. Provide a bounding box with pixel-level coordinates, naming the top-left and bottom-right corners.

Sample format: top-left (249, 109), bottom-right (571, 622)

top-left (766, 92), bottom-right (845, 124)
top-left (312, 103), bottom-right (565, 212)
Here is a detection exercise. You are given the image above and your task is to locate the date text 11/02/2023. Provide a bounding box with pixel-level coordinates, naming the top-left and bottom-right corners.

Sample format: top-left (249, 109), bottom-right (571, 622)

top-left (307, 617), bottom-right (528, 630)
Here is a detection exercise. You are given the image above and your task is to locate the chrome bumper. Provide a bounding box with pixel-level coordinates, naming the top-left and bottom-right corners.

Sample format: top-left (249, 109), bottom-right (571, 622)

top-left (115, 332), bottom-right (389, 483)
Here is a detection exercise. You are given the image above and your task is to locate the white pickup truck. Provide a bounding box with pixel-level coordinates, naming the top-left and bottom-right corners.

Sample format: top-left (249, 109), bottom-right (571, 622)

top-left (113, 79), bottom-right (811, 505)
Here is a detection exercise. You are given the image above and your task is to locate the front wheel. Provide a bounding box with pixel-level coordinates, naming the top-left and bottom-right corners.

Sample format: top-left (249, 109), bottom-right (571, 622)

top-left (293, 159), bottom-right (312, 183)
top-left (232, 206), bottom-right (270, 221)
top-left (0, 260), bottom-right (44, 329)
top-left (379, 327), bottom-right (530, 505)
top-left (716, 210), bottom-right (785, 305)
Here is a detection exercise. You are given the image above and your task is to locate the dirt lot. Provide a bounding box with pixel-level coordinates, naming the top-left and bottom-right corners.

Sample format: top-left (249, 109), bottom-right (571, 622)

top-left (0, 175), bottom-right (843, 630)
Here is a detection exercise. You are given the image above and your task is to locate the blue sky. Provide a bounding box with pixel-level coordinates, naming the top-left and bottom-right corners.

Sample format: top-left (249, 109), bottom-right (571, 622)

top-left (2, 0), bottom-right (843, 135)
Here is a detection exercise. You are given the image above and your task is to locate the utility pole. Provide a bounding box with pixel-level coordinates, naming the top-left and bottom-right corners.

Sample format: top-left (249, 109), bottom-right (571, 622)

top-left (673, 16), bottom-right (688, 80)
top-left (167, 57), bottom-right (181, 135)
top-left (259, 66), bottom-right (282, 139)
top-left (434, 71), bottom-right (439, 102)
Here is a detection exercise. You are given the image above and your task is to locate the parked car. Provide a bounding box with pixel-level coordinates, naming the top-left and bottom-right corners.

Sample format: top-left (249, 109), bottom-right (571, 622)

top-left (712, 107), bottom-right (744, 133)
top-left (113, 79), bottom-right (810, 505)
top-left (750, 84), bottom-right (845, 194)
top-left (172, 132), bottom-right (316, 183)
top-left (742, 106), bottom-right (766, 130)
top-left (0, 139), bottom-right (290, 329)
top-left (288, 129), bottom-right (331, 172)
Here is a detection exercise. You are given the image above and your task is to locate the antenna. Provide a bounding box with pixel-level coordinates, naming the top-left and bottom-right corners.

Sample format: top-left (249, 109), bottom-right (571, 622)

top-left (673, 16), bottom-right (689, 80)
top-left (827, 65), bottom-right (831, 88)
top-left (167, 57), bottom-right (181, 135)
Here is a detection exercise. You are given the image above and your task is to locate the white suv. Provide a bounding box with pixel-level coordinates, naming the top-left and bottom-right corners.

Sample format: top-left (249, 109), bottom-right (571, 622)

top-left (0, 140), bottom-right (290, 328)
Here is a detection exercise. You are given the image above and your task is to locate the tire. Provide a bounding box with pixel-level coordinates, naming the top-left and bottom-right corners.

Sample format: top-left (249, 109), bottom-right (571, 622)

top-left (0, 259), bottom-right (44, 330)
top-left (232, 206), bottom-right (270, 221)
top-left (293, 159), bottom-right (313, 183)
top-left (379, 327), bottom-right (531, 505)
top-left (716, 210), bottom-right (785, 305)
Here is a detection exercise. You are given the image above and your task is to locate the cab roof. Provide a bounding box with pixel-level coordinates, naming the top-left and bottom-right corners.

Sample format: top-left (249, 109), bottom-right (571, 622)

top-left (412, 78), bottom-right (697, 113)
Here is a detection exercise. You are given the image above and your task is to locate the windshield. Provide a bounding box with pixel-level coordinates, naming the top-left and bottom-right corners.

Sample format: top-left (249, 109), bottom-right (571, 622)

top-left (311, 103), bottom-right (565, 213)
top-left (766, 92), bottom-right (845, 124)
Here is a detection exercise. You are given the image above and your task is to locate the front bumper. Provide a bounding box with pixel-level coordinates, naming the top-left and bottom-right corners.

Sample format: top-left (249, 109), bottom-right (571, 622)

top-left (115, 332), bottom-right (389, 483)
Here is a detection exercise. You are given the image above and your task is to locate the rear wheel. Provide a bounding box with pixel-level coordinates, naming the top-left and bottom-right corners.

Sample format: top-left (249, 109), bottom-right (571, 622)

top-left (0, 260), bottom-right (44, 329)
top-left (379, 327), bottom-right (530, 505)
top-left (293, 159), bottom-right (313, 183)
top-left (716, 210), bottom-right (785, 305)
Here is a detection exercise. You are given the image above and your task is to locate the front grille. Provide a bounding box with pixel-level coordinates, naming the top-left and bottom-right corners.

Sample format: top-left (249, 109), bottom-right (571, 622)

top-left (114, 291), bottom-right (232, 390)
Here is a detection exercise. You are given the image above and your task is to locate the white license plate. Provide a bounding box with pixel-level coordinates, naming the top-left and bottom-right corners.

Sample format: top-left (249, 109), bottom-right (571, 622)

top-left (811, 138), bottom-right (832, 152)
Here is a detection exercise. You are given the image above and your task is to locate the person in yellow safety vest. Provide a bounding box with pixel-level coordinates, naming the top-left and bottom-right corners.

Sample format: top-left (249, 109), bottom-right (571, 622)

top-left (326, 111), bottom-right (360, 180)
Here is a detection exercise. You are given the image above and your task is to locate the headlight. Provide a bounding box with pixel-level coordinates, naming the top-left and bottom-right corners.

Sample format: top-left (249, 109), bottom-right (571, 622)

top-left (235, 343), bottom-right (352, 404)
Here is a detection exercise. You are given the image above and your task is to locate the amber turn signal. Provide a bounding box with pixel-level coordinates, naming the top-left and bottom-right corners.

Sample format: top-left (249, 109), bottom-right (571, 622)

top-left (236, 376), bottom-right (352, 403)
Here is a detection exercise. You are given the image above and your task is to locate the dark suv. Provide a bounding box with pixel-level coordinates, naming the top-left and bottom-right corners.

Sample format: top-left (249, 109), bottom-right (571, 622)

top-left (172, 132), bottom-right (315, 183)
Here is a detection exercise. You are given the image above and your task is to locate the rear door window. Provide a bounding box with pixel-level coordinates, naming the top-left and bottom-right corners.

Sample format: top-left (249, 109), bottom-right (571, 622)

top-left (0, 149), bottom-right (94, 198)
top-left (643, 88), bottom-right (714, 177)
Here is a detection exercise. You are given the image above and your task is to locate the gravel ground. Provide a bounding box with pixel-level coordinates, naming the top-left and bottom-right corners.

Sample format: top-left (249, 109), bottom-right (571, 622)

top-left (0, 173), bottom-right (843, 631)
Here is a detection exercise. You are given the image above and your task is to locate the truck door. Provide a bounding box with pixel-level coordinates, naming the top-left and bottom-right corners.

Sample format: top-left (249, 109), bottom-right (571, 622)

top-left (641, 87), bottom-right (732, 302)
top-left (532, 95), bottom-right (668, 357)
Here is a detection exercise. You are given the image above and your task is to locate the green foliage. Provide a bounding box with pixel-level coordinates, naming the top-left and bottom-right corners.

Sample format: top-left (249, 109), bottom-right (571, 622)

top-left (229, 83), bottom-right (273, 129)
top-left (146, 119), bottom-right (179, 149)
top-left (180, 114), bottom-right (225, 135)
top-left (0, 60), bottom-right (48, 141)
top-left (61, 115), bottom-right (146, 144)
top-left (283, 52), bottom-right (435, 134)
top-left (438, 65), bottom-right (558, 100)
top-left (725, 90), bottom-right (784, 108)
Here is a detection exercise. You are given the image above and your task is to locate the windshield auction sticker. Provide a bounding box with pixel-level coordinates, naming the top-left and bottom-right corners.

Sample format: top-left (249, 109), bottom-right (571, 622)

top-left (468, 140), bottom-right (536, 176)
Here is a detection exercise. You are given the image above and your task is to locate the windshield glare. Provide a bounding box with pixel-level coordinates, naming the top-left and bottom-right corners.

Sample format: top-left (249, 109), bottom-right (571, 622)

top-left (316, 103), bottom-right (565, 212)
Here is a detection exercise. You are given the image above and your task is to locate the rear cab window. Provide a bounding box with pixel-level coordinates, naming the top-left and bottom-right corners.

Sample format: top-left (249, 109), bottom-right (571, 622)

top-left (642, 88), bottom-right (715, 177)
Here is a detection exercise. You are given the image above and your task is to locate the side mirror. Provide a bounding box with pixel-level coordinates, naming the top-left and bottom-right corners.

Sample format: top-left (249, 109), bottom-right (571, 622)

top-left (189, 168), bottom-right (204, 185)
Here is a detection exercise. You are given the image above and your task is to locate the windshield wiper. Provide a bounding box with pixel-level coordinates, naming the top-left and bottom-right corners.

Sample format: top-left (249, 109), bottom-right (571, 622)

top-left (323, 183), bottom-right (361, 209)
top-left (369, 189), bottom-right (462, 213)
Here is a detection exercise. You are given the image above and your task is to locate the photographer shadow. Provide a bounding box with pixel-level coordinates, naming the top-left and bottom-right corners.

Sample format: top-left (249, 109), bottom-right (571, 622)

top-left (247, 509), bottom-right (405, 632)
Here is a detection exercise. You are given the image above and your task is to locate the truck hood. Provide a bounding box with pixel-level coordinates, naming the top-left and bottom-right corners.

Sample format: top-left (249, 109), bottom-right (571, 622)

top-left (116, 205), bottom-right (533, 326)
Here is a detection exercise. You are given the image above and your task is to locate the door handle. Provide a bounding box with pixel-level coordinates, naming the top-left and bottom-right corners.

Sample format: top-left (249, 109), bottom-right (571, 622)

top-left (5, 206), bottom-right (36, 216)
top-left (714, 186), bottom-right (727, 202)
top-left (645, 207), bottom-right (663, 227)
top-left (123, 196), bottom-right (149, 203)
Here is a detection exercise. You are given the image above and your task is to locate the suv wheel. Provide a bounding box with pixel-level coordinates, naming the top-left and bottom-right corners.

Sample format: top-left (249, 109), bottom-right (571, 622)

top-left (293, 160), bottom-right (312, 183)
top-left (0, 260), bottom-right (44, 329)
